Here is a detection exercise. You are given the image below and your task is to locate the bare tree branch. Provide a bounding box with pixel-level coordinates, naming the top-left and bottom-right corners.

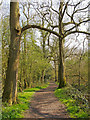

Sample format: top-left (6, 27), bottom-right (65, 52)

top-left (64, 19), bottom-right (90, 33)
top-left (64, 30), bottom-right (90, 38)
top-left (72, 4), bottom-right (90, 17)
top-left (21, 24), bottom-right (60, 37)
top-left (61, 0), bottom-right (70, 21)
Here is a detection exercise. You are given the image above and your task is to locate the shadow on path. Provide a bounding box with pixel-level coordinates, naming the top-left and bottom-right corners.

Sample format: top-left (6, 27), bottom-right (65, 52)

top-left (24, 82), bottom-right (70, 118)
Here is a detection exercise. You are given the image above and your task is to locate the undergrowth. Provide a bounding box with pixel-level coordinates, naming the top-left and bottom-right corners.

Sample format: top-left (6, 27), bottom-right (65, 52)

top-left (55, 87), bottom-right (89, 118)
top-left (2, 83), bottom-right (49, 119)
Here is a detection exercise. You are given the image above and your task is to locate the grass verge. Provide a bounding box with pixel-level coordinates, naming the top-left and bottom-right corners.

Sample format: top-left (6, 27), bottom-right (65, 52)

top-left (55, 87), bottom-right (89, 118)
top-left (2, 83), bottom-right (49, 119)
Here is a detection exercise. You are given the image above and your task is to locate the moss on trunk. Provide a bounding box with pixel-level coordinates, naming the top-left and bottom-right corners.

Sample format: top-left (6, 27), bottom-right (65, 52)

top-left (2, 2), bottom-right (21, 104)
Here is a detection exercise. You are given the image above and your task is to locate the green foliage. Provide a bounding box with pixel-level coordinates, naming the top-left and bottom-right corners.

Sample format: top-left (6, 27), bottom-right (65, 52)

top-left (2, 84), bottom-right (49, 119)
top-left (2, 17), bottom-right (10, 85)
top-left (23, 84), bottom-right (49, 92)
top-left (2, 92), bottom-right (34, 118)
top-left (55, 87), bottom-right (89, 118)
top-left (65, 51), bottom-right (88, 94)
top-left (18, 30), bottom-right (53, 89)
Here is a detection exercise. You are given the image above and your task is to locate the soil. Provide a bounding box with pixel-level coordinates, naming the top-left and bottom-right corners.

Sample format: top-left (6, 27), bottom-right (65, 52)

top-left (24, 82), bottom-right (70, 118)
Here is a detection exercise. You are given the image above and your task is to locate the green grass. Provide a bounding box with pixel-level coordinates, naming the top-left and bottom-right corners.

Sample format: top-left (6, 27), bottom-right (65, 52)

top-left (2, 83), bottom-right (49, 119)
top-left (55, 87), bottom-right (89, 118)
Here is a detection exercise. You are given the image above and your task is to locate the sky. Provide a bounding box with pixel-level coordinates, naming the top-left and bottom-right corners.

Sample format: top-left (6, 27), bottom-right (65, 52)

top-left (1, 0), bottom-right (89, 51)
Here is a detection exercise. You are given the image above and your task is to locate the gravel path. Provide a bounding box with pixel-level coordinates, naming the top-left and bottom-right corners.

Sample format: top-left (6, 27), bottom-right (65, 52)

top-left (24, 82), bottom-right (70, 118)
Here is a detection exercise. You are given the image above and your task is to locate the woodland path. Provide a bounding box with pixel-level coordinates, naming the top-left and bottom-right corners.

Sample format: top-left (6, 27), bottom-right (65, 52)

top-left (24, 82), bottom-right (70, 118)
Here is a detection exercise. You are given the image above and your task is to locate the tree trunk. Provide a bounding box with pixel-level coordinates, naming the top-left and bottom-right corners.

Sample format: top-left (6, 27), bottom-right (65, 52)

top-left (78, 57), bottom-right (81, 86)
top-left (18, 80), bottom-right (22, 92)
top-left (58, 0), bottom-right (66, 88)
top-left (40, 70), bottom-right (44, 83)
top-left (24, 79), bottom-right (27, 89)
top-left (41, 18), bottom-right (46, 58)
top-left (43, 37), bottom-right (46, 58)
top-left (23, 31), bottom-right (28, 88)
top-left (2, 2), bottom-right (21, 104)
top-left (54, 60), bottom-right (57, 82)
top-left (58, 38), bottom-right (66, 88)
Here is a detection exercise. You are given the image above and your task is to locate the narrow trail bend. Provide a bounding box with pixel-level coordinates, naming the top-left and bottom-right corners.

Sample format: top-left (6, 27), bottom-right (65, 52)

top-left (24, 82), bottom-right (70, 118)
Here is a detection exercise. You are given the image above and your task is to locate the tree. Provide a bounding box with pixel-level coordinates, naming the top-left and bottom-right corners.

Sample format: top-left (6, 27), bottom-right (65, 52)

top-left (21, 0), bottom-right (89, 88)
top-left (2, 1), bottom-right (21, 104)
top-left (2, 0), bottom-right (90, 104)
top-left (2, 16), bottom-right (10, 86)
top-left (47, 36), bottom-right (59, 82)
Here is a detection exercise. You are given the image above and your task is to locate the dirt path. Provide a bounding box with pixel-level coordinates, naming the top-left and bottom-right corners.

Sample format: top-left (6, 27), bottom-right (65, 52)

top-left (24, 82), bottom-right (70, 118)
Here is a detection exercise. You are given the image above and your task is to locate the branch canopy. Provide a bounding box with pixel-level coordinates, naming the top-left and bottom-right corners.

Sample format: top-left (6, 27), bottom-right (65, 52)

top-left (21, 25), bottom-right (90, 39)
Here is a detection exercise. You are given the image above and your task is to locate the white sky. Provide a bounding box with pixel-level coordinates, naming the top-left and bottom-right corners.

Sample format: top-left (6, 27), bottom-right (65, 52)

top-left (1, 0), bottom-right (89, 51)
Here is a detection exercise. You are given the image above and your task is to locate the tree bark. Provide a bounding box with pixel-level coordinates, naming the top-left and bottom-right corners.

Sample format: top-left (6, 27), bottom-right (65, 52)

top-left (54, 60), bottom-right (57, 82)
top-left (24, 79), bottom-right (27, 89)
top-left (40, 70), bottom-right (44, 83)
top-left (58, 38), bottom-right (66, 88)
top-left (42, 37), bottom-right (46, 58)
top-left (58, 0), bottom-right (66, 88)
top-left (78, 56), bottom-right (81, 86)
top-left (2, 2), bottom-right (21, 104)
top-left (41, 19), bottom-right (46, 58)
top-left (23, 31), bottom-right (28, 88)
top-left (18, 80), bottom-right (22, 92)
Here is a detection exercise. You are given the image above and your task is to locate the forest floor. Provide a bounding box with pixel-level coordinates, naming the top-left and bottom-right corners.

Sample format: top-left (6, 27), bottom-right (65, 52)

top-left (24, 82), bottom-right (70, 118)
